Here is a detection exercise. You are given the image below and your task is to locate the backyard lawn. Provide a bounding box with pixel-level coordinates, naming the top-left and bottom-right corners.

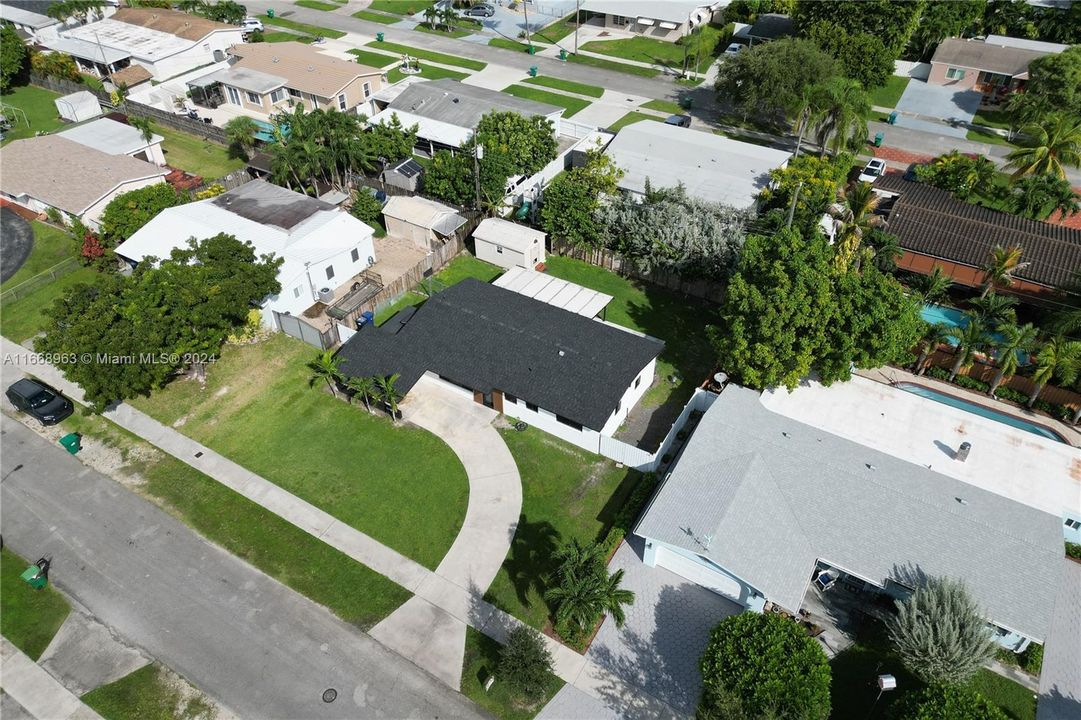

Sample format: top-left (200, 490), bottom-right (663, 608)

top-left (0, 84), bottom-right (65, 144)
top-left (1, 547), bottom-right (71, 660)
top-left (523, 75), bottom-right (604, 98)
top-left (82, 664), bottom-right (213, 720)
top-left (59, 411), bottom-right (410, 629)
top-left (0, 266), bottom-right (98, 343)
top-left (484, 426), bottom-right (642, 629)
top-left (374, 254), bottom-right (504, 324)
top-left (352, 10), bottom-right (400, 23)
top-left (130, 333), bottom-right (469, 571)
top-left (156, 125), bottom-right (245, 180)
top-left (1, 221), bottom-right (76, 289)
top-left (567, 52), bottom-right (660, 78)
top-left (264, 15), bottom-right (346, 39)
top-left (366, 41), bottom-right (487, 71)
top-left (607, 111), bottom-right (664, 132)
top-left (502, 84), bottom-right (590, 118)
top-left (868, 76), bottom-right (911, 108)
top-left (460, 628), bottom-right (564, 720)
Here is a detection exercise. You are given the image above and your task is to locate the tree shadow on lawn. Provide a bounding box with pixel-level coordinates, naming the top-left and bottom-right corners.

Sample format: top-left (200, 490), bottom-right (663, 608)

top-left (494, 514), bottom-right (560, 611)
top-left (829, 621), bottom-right (919, 720)
top-left (592, 469), bottom-right (643, 542)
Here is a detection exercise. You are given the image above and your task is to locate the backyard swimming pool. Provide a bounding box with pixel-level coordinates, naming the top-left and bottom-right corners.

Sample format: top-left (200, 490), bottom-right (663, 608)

top-left (896, 382), bottom-right (1067, 443)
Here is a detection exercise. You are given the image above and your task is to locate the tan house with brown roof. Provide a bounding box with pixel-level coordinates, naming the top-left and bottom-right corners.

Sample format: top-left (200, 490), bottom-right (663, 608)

top-left (0, 136), bottom-right (168, 230)
top-left (190, 42), bottom-right (386, 120)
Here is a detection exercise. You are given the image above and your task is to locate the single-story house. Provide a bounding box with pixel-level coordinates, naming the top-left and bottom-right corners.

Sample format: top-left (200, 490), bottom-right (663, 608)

top-left (58, 117), bottom-right (165, 166)
top-left (381, 195), bottom-right (466, 251)
top-left (337, 277), bottom-right (663, 445)
top-left (0, 135), bottom-right (167, 229)
top-left (604, 121), bottom-right (791, 208)
top-left (368, 79), bottom-right (562, 155)
top-left (580, 1), bottom-right (723, 42)
top-left (928, 35), bottom-right (1067, 95)
top-left (873, 174), bottom-right (1081, 301)
top-left (114, 180), bottom-right (377, 329)
top-left (473, 218), bottom-right (545, 270)
top-left (54, 90), bottom-right (102, 123)
top-left (43, 7), bottom-right (245, 80)
top-left (743, 13), bottom-right (793, 45)
top-left (187, 42), bottom-right (385, 120)
top-left (635, 384), bottom-right (1065, 653)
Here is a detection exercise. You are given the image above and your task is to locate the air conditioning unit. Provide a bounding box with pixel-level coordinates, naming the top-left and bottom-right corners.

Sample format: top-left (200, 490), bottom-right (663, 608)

top-left (318, 287), bottom-right (334, 303)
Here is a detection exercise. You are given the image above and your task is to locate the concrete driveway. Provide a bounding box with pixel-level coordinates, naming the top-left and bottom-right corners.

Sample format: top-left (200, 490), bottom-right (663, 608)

top-left (1, 207), bottom-right (33, 283)
top-left (894, 80), bottom-right (981, 139)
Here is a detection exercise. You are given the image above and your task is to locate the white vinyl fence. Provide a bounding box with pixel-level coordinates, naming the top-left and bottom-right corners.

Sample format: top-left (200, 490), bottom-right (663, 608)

top-left (894, 60), bottom-right (931, 80)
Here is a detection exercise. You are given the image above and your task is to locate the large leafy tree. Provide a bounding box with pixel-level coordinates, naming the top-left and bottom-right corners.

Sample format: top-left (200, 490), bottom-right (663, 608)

top-left (100, 183), bottom-right (186, 244)
top-left (907, 0), bottom-right (987, 61)
top-left (36, 234), bottom-right (281, 410)
top-left (476, 111), bottom-right (557, 177)
top-left (1011, 44), bottom-right (1081, 120)
top-left (758, 153), bottom-right (851, 232)
top-left (1, 23), bottom-right (29, 92)
top-left (699, 612), bottom-right (830, 720)
top-left (498, 626), bottom-right (554, 702)
top-left (595, 183), bottom-right (749, 279)
top-left (886, 577), bottom-right (997, 685)
top-left (715, 38), bottom-right (839, 125)
top-left (423, 144), bottom-right (515, 210)
top-left (709, 228), bottom-right (834, 390)
top-left (538, 148), bottom-right (621, 248)
top-left (914, 151), bottom-right (996, 200)
top-left (793, 0), bottom-right (923, 57)
top-left (368, 112), bottom-right (418, 165)
top-left (1005, 114), bottom-right (1081, 180)
top-left (805, 21), bottom-right (894, 89)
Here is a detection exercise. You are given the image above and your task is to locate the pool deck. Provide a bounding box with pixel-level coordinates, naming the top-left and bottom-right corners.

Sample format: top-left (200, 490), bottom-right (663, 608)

top-left (760, 368), bottom-right (1080, 520)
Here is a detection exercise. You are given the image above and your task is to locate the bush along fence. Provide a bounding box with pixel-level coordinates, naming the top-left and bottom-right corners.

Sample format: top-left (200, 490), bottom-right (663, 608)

top-left (550, 238), bottom-right (726, 304)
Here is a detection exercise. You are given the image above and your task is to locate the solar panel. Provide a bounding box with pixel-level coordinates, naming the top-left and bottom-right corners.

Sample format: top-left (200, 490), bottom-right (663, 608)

top-left (394, 158), bottom-right (424, 179)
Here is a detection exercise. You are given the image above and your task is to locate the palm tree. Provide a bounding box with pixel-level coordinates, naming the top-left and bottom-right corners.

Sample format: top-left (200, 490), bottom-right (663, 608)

top-left (1050, 270), bottom-right (1081, 336)
top-left (1005, 114), bottom-right (1081, 180)
top-left (307, 350), bottom-right (342, 398)
top-left (809, 77), bottom-right (870, 157)
top-left (788, 83), bottom-right (823, 158)
top-left (374, 373), bottom-right (403, 418)
top-left (1008, 173), bottom-right (1081, 220)
top-left (913, 323), bottom-right (952, 376)
top-left (968, 291), bottom-right (1018, 326)
top-left (980, 245), bottom-right (1029, 298)
top-left (438, 5), bottom-right (457, 32)
top-left (1029, 337), bottom-right (1081, 408)
top-left (545, 540), bottom-right (635, 634)
top-left (913, 265), bottom-right (952, 306)
top-left (129, 115), bottom-right (155, 162)
top-left (946, 315), bottom-right (992, 382)
top-left (344, 376), bottom-right (377, 412)
top-left (223, 115), bottom-right (258, 161)
top-left (987, 322), bottom-right (1038, 396)
top-left (422, 5), bottom-right (438, 29)
top-left (830, 181), bottom-right (885, 272)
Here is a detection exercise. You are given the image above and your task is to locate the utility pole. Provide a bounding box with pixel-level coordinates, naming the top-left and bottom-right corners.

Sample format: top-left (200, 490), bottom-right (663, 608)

top-left (473, 142), bottom-right (483, 210)
top-left (523, 1), bottom-right (531, 50)
top-left (786, 181), bottom-right (803, 229)
top-left (574, 0), bottom-right (580, 55)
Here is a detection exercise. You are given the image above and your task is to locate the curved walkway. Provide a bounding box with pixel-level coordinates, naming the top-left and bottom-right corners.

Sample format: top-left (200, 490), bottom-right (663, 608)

top-left (370, 375), bottom-right (522, 689)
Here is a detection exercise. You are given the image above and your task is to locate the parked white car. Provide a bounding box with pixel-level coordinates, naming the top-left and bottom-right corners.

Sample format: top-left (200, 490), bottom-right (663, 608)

top-left (724, 43), bottom-right (745, 56)
top-left (241, 17), bottom-right (264, 32)
top-left (858, 158), bottom-right (886, 183)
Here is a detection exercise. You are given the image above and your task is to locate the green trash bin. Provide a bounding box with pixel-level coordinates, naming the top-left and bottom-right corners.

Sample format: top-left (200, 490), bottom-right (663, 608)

top-left (376, 31), bottom-right (384, 42)
top-left (888, 111), bottom-right (898, 125)
top-left (528, 65), bottom-right (538, 76)
top-left (559, 49), bottom-right (567, 61)
top-left (59, 432), bottom-right (81, 455)
top-left (266, 8), bottom-right (274, 18)
top-left (527, 45), bottom-right (536, 55)
top-left (680, 96), bottom-right (693, 110)
top-left (874, 131), bottom-right (884, 147)
top-left (20, 564), bottom-right (47, 590)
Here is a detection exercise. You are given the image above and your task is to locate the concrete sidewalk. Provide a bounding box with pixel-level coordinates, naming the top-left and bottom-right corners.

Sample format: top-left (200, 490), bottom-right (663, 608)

top-left (0, 640), bottom-right (104, 720)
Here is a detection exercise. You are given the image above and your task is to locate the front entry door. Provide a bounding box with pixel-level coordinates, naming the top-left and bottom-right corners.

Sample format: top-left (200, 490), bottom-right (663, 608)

top-left (491, 390), bottom-right (503, 413)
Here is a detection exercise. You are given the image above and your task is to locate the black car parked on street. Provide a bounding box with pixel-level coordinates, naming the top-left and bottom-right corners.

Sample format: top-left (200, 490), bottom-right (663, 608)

top-left (6, 378), bottom-right (74, 425)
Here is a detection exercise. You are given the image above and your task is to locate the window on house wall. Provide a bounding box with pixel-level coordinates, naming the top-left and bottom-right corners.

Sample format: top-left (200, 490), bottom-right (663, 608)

top-left (363, 82), bottom-right (371, 98)
top-left (496, 245), bottom-right (503, 254)
top-left (325, 265), bottom-right (335, 280)
top-left (634, 376), bottom-right (641, 388)
top-left (945, 67), bottom-right (965, 80)
top-left (338, 93), bottom-right (347, 111)
top-left (246, 91), bottom-right (261, 104)
top-left (612, 14), bottom-right (627, 25)
top-left (351, 248), bottom-right (360, 263)
top-left (556, 415), bottom-right (584, 431)
top-left (226, 86), bottom-right (241, 104)
top-left (504, 393), bottom-right (517, 404)
top-left (293, 286), bottom-right (302, 298)
top-left (270, 88), bottom-right (284, 103)
top-left (526, 401), bottom-right (538, 412)
top-left (1066, 518), bottom-right (1081, 530)
top-left (288, 88), bottom-right (301, 98)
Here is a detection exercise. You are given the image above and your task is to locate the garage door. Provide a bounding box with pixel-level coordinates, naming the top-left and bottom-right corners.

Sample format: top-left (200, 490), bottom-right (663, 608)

top-left (656, 546), bottom-right (745, 605)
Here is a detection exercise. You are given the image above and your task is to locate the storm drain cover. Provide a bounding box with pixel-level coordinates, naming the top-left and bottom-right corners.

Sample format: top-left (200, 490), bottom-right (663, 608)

top-left (322, 689), bottom-right (338, 703)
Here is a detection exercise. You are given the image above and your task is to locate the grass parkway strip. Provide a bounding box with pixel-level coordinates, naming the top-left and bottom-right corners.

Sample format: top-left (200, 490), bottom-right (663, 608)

top-left (502, 84), bottom-right (590, 118)
top-left (365, 40), bottom-right (487, 71)
top-left (264, 15), bottom-right (346, 39)
top-left (523, 75), bottom-right (605, 98)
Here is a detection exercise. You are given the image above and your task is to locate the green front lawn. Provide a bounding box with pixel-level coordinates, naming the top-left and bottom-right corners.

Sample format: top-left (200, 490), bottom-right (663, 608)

top-left (352, 10), bottom-right (400, 24)
top-left (966, 126), bottom-right (1019, 148)
top-left (565, 52), bottom-right (660, 78)
top-left (607, 111), bottom-right (665, 132)
top-left (0, 266), bottom-right (98, 343)
top-left (641, 98), bottom-right (683, 114)
top-left (544, 256), bottom-right (717, 411)
top-left (156, 125), bottom-right (245, 179)
top-left (264, 31), bottom-right (316, 43)
top-left (580, 34), bottom-right (714, 72)
top-left (264, 16), bottom-right (346, 39)
top-left (523, 75), bottom-right (604, 98)
top-left (0, 84), bottom-right (65, 144)
top-left (369, 0), bottom-right (435, 13)
top-left (349, 48), bottom-right (398, 69)
top-left (534, 15), bottom-right (579, 44)
top-left (460, 628), bottom-right (564, 720)
top-left (502, 84), bottom-right (590, 118)
top-left (868, 75), bottom-right (910, 109)
top-left (82, 664), bottom-right (213, 720)
top-left (388, 63), bottom-right (470, 83)
top-left (296, 0), bottom-right (338, 9)
top-left (130, 333), bottom-right (469, 571)
top-left (60, 411), bottom-right (409, 630)
top-left (488, 37), bottom-right (545, 53)
top-left (1, 547), bottom-right (71, 660)
top-left (366, 41), bottom-right (487, 71)
top-left (1, 221), bottom-right (76, 290)
top-left (484, 426), bottom-right (642, 630)
top-left (972, 108), bottom-right (1014, 130)
top-left (414, 23), bottom-right (472, 39)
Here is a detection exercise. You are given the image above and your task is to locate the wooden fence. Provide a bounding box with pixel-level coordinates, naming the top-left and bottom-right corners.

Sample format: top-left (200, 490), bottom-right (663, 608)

top-left (550, 238), bottom-right (727, 303)
top-left (0, 257), bottom-right (80, 304)
top-left (925, 348), bottom-right (1081, 409)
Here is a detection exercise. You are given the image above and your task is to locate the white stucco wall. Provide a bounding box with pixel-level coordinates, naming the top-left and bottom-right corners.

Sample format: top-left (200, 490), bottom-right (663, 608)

top-left (261, 234), bottom-right (376, 326)
top-left (474, 238), bottom-right (541, 270)
top-left (134, 29), bottom-right (245, 80)
top-left (601, 356), bottom-right (656, 436)
top-left (502, 396), bottom-right (605, 453)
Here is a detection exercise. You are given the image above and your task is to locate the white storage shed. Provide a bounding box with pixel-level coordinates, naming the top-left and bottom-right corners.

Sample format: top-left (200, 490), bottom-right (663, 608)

top-left (472, 218), bottom-right (546, 270)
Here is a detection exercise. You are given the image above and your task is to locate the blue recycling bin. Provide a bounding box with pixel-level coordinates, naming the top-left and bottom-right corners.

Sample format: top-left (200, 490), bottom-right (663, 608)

top-left (356, 311), bottom-right (375, 329)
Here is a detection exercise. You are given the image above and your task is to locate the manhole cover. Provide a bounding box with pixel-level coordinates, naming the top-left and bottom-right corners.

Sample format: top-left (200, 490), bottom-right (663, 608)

top-left (322, 689), bottom-right (338, 703)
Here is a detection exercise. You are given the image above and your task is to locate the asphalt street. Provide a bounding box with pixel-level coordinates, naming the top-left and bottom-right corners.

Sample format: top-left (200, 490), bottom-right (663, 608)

top-left (0, 416), bottom-right (490, 720)
top-left (0, 208), bottom-right (32, 283)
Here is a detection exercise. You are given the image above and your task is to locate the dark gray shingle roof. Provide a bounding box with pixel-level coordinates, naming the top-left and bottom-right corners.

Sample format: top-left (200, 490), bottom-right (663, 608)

top-left (336, 278), bottom-right (663, 430)
top-left (636, 385), bottom-right (1064, 641)
top-left (387, 79), bottom-right (562, 128)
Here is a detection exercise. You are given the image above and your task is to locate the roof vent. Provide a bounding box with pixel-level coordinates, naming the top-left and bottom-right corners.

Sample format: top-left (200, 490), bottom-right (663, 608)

top-left (955, 442), bottom-right (972, 462)
top-left (558, 350), bottom-right (565, 357)
top-left (956, 497), bottom-right (969, 506)
top-left (272, 57), bottom-right (279, 63)
top-left (781, 431), bottom-right (790, 438)
top-left (866, 463), bottom-right (876, 471)
top-left (308, 65), bottom-right (314, 72)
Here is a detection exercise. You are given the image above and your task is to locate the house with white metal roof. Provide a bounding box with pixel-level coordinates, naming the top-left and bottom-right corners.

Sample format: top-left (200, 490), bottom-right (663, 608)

top-left (58, 117), bottom-right (165, 165)
top-left (580, 1), bottom-right (724, 42)
top-left (114, 180), bottom-right (377, 329)
top-left (604, 121), bottom-right (791, 209)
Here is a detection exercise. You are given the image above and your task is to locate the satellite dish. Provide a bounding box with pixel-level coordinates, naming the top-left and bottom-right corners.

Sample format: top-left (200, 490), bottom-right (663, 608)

top-left (713, 372), bottom-right (728, 385)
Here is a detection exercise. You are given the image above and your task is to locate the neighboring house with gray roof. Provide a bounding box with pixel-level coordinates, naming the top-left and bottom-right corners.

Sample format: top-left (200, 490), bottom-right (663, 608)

top-left (635, 385), bottom-right (1065, 652)
top-left (58, 117), bottom-right (165, 166)
top-left (928, 36), bottom-right (1066, 94)
top-left (0, 135), bottom-right (167, 230)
